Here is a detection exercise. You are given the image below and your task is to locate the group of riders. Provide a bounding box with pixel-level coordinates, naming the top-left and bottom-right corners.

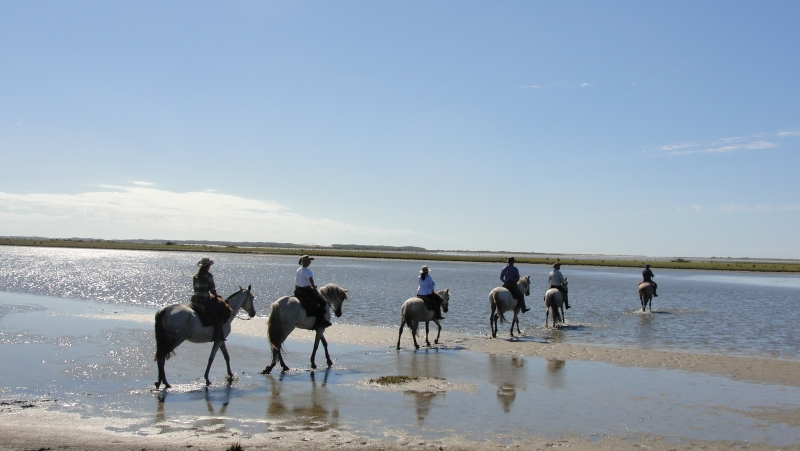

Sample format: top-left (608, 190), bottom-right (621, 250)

top-left (189, 255), bottom-right (661, 337)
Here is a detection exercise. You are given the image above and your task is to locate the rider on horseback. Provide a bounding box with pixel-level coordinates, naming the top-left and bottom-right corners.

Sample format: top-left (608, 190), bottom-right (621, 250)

top-left (643, 264), bottom-right (658, 296)
top-left (294, 255), bottom-right (333, 330)
top-left (191, 257), bottom-right (232, 342)
top-left (549, 262), bottom-right (570, 309)
top-left (417, 265), bottom-right (445, 320)
top-left (501, 257), bottom-right (529, 313)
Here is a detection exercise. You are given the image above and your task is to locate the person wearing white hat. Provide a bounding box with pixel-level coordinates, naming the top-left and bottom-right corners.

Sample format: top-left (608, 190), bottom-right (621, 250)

top-left (642, 264), bottom-right (658, 297)
top-left (294, 255), bottom-right (332, 329)
top-left (191, 257), bottom-right (231, 341)
top-left (549, 262), bottom-right (570, 309)
top-left (416, 265), bottom-right (445, 320)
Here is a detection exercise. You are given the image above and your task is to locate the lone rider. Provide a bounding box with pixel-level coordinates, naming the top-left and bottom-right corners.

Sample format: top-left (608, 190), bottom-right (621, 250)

top-left (295, 255), bottom-right (333, 329)
top-left (417, 265), bottom-right (445, 320)
top-left (191, 257), bottom-right (231, 342)
top-left (549, 262), bottom-right (570, 309)
top-left (643, 264), bottom-right (658, 296)
top-left (500, 257), bottom-right (529, 313)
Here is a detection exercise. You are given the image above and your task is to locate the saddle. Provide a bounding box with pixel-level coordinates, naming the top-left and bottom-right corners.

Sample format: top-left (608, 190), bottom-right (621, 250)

top-left (190, 295), bottom-right (232, 327)
top-left (417, 295), bottom-right (437, 312)
top-left (638, 281), bottom-right (654, 289)
top-left (296, 294), bottom-right (323, 317)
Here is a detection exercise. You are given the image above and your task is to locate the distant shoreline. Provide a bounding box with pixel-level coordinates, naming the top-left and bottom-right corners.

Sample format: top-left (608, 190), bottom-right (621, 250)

top-left (2, 237), bottom-right (799, 273)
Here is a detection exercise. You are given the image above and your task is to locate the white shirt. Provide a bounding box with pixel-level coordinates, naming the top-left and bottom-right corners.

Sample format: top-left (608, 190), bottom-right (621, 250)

top-left (416, 275), bottom-right (436, 296)
top-left (549, 269), bottom-right (564, 287)
top-left (296, 266), bottom-right (313, 287)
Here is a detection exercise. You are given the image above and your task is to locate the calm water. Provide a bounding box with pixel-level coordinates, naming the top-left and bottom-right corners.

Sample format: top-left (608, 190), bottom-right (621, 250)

top-left (1, 246), bottom-right (799, 359)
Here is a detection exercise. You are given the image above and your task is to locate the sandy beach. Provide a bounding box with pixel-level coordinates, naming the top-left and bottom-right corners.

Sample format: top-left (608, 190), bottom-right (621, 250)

top-left (3, 302), bottom-right (800, 451)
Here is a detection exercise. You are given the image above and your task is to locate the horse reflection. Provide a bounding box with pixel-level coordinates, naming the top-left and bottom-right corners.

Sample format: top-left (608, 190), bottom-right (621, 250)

top-left (199, 382), bottom-right (233, 432)
top-left (487, 354), bottom-right (526, 413)
top-left (403, 390), bottom-right (440, 423)
top-left (545, 358), bottom-right (566, 390)
top-left (266, 368), bottom-right (339, 431)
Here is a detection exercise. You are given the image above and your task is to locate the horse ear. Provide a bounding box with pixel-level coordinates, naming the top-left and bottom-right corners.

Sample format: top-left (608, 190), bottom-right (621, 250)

top-left (446, 288), bottom-right (449, 293)
top-left (344, 289), bottom-right (349, 292)
top-left (247, 285), bottom-right (252, 292)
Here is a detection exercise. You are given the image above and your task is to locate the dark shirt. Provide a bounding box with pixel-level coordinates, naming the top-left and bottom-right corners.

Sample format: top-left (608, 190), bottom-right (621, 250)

top-left (193, 272), bottom-right (216, 299)
top-left (500, 265), bottom-right (520, 284)
top-left (642, 269), bottom-right (654, 282)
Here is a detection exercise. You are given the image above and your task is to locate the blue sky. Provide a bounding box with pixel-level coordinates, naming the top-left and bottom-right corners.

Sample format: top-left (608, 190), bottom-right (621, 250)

top-left (1, 1), bottom-right (799, 258)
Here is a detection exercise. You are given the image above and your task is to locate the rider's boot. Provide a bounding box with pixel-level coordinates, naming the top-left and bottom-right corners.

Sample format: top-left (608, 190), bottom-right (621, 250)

top-left (315, 314), bottom-right (332, 329)
top-left (519, 299), bottom-right (530, 313)
top-left (434, 305), bottom-right (445, 320)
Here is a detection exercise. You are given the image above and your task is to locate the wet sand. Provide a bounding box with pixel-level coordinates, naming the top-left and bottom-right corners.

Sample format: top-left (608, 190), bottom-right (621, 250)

top-left (3, 293), bottom-right (800, 450)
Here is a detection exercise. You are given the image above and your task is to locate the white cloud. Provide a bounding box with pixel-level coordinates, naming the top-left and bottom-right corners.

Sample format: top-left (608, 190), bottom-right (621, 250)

top-left (655, 131), bottom-right (787, 156)
top-left (692, 204), bottom-right (703, 212)
top-left (719, 203), bottom-right (800, 213)
top-left (133, 181), bottom-right (154, 186)
top-left (580, 82), bottom-right (592, 88)
top-left (0, 186), bottom-right (412, 244)
top-left (519, 84), bottom-right (540, 89)
top-left (777, 131), bottom-right (800, 137)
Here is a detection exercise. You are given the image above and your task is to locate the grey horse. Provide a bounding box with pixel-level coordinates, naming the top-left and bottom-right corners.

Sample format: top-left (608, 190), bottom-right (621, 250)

top-left (489, 276), bottom-right (531, 338)
top-left (638, 282), bottom-right (654, 312)
top-left (396, 289), bottom-right (450, 350)
top-left (543, 278), bottom-right (568, 327)
top-left (154, 286), bottom-right (256, 389)
top-left (261, 284), bottom-right (349, 374)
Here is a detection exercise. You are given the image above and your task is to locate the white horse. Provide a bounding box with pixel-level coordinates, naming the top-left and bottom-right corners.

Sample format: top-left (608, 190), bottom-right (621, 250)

top-left (489, 276), bottom-right (531, 338)
top-left (154, 286), bottom-right (256, 389)
top-left (544, 278), bottom-right (568, 327)
top-left (638, 282), bottom-right (654, 312)
top-left (261, 284), bottom-right (349, 374)
top-left (396, 289), bottom-right (451, 350)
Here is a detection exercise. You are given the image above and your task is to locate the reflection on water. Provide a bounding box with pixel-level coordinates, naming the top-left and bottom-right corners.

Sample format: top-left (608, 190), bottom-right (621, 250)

top-left (404, 390), bottom-right (440, 423)
top-left (265, 368), bottom-right (339, 432)
top-left (488, 354), bottom-right (526, 413)
top-left (545, 359), bottom-right (566, 390)
top-left (2, 245), bottom-right (800, 358)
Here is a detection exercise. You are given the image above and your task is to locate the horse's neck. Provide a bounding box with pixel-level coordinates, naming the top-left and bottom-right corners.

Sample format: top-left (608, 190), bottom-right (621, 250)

top-left (227, 292), bottom-right (245, 315)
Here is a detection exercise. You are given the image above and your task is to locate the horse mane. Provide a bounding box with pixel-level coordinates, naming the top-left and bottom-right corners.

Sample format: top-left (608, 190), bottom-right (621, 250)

top-left (319, 283), bottom-right (346, 300)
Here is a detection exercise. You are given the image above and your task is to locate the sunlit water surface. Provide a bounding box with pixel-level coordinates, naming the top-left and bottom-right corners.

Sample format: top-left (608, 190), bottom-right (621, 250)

top-left (1, 246), bottom-right (799, 359)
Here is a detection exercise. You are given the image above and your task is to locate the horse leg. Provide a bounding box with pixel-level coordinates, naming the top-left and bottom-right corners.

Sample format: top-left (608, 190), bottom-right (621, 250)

top-left (490, 304), bottom-right (497, 338)
top-left (220, 343), bottom-right (233, 380)
top-left (311, 332), bottom-right (321, 369)
top-left (203, 341), bottom-right (223, 386)
top-left (545, 307), bottom-right (550, 328)
top-left (278, 348), bottom-right (289, 372)
top-left (434, 320), bottom-right (442, 344)
top-left (320, 334), bottom-right (333, 367)
top-left (425, 321), bottom-right (431, 347)
top-left (509, 313), bottom-right (516, 337)
top-left (397, 321), bottom-right (405, 350)
top-left (156, 357), bottom-right (171, 389)
top-left (516, 312), bottom-right (522, 335)
top-left (411, 325), bottom-right (420, 350)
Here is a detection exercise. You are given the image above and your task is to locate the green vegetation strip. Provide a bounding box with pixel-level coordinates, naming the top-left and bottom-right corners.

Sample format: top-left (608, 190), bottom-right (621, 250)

top-left (369, 375), bottom-right (420, 385)
top-left (2, 238), bottom-right (799, 273)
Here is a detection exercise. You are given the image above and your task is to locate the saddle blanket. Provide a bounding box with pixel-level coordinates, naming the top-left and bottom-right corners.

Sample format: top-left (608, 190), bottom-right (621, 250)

top-left (190, 296), bottom-right (232, 327)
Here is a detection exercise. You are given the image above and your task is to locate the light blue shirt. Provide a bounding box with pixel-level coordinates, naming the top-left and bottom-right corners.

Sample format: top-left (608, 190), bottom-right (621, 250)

top-left (417, 275), bottom-right (436, 296)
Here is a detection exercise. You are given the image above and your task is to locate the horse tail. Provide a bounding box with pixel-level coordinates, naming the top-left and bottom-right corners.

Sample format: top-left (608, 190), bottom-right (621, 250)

top-left (489, 290), bottom-right (507, 324)
top-left (267, 302), bottom-right (285, 353)
top-left (154, 308), bottom-right (175, 362)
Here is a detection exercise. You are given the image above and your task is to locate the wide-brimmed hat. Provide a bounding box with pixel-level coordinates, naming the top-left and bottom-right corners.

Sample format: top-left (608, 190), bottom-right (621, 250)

top-left (553, 262), bottom-right (561, 268)
top-left (298, 255), bottom-right (314, 265)
top-left (645, 264), bottom-right (651, 268)
top-left (420, 265), bottom-right (430, 274)
top-left (507, 257), bottom-right (515, 263)
top-left (197, 257), bottom-right (214, 267)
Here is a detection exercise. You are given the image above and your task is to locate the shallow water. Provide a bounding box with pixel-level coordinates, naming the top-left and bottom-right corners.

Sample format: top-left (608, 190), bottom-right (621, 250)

top-left (1, 246), bottom-right (800, 358)
top-left (2, 291), bottom-right (800, 445)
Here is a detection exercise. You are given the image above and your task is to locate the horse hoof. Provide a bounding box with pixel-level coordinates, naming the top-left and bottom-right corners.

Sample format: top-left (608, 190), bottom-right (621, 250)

top-left (311, 363), bottom-right (317, 369)
top-left (205, 380), bottom-right (212, 386)
top-left (154, 381), bottom-right (161, 389)
top-left (260, 368), bottom-right (271, 375)
top-left (434, 340), bottom-right (439, 344)
top-left (281, 366), bottom-right (290, 372)
top-left (327, 361), bottom-right (333, 367)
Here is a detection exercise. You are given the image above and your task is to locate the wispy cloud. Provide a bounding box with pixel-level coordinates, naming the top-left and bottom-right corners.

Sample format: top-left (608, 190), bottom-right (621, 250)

top-left (720, 203), bottom-right (800, 212)
top-left (654, 130), bottom-right (799, 156)
top-left (519, 84), bottom-right (540, 89)
top-left (0, 185), bottom-right (412, 244)
top-left (580, 82), bottom-right (592, 88)
top-left (133, 181), bottom-right (154, 186)
top-left (692, 204), bottom-right (704, 212)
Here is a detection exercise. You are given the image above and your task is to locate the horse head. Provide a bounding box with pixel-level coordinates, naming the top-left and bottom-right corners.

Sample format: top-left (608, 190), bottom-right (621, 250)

top-left (231, 284), bottom-right (256, 318)
top-left (438, 288), bottom-right (450, 313)
top-left (320, 284), bottom-right (348, 318)
top-left (519, 276), bottom-right (531, 296)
